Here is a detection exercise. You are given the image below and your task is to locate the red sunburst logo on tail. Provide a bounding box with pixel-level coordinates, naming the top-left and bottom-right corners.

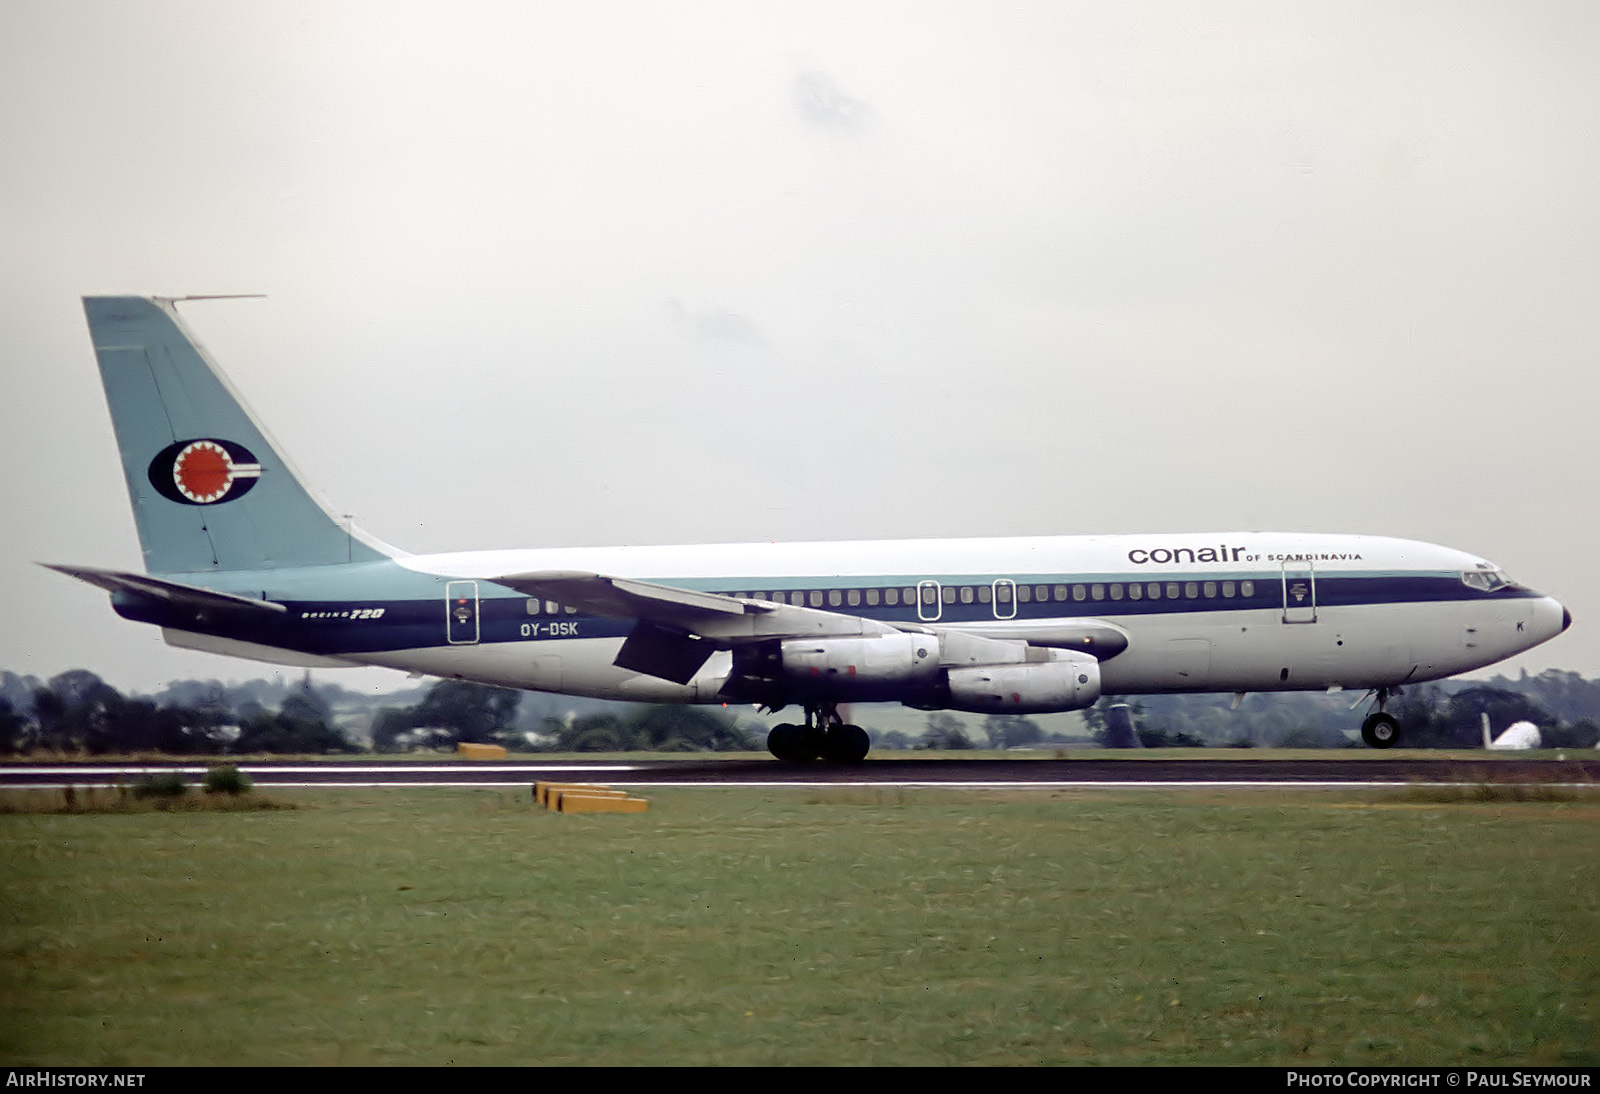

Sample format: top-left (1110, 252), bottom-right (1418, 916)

top-left (148, 439), bottom-right (263, 505)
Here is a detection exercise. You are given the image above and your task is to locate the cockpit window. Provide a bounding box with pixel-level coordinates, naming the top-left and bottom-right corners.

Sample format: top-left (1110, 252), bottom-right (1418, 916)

top-left (1461, 569), bottom-right (1510, 593)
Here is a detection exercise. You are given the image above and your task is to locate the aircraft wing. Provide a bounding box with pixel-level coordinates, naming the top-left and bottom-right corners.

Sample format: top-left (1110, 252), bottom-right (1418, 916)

top-left (493, 570), bottom-right (899, 642)
top-left (492, 571), bottom-right (1137, 685)
top-left (493, 569), bottom-right (902, 683)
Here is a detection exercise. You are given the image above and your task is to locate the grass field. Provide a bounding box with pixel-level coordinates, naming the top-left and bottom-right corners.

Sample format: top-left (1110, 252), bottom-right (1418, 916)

top-left (1, 784), bottom-right (1595, 1066)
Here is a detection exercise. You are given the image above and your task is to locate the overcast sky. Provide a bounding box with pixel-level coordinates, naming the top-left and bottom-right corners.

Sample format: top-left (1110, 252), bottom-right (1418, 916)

top-left (2, 1), bottom-right (1597, 697)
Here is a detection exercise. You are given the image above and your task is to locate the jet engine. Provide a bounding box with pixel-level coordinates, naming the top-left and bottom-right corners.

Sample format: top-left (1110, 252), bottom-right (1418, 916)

top-left (778, 633), bottom-right (942, 698)
top-left (944, 651), bottom-right (1102, 713)
top-left (726, 631), bottom-right (1105, 713)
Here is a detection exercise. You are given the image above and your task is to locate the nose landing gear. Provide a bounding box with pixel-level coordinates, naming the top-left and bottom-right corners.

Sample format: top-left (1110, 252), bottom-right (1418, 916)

top-left (1360, 687), bottom-right (1402, 748)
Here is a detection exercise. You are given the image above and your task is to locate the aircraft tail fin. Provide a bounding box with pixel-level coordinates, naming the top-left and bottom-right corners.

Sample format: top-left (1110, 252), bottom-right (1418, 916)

top-left (81, 296), bottom-right (394, 574)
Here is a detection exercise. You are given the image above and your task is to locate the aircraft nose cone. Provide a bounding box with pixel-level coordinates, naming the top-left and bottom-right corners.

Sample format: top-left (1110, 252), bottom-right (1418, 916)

top-left (1563, 606), bottom-right (1572, 632)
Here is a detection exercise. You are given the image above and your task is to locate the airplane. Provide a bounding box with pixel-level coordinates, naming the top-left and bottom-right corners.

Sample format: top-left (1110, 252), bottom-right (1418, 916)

top-left (1483, 715), bottom-right (1542, 751)
top-left (51, 295), bottom-right (1572, 761)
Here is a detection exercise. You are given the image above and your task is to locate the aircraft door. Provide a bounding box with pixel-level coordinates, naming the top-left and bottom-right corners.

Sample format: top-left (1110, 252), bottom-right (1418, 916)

top-left (917, 580), bottom-right (942, 622)
top-left (1281, 563), bottom-right (1317, 624)
top-left (992, 579), bottom-right (1017, 620)
top-left (446, 580), bottom-right (480, 644)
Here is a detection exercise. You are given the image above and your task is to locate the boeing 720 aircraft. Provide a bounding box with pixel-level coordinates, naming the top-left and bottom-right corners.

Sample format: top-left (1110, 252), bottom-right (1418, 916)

top-left (53, 296), bottom-right (1571, 760)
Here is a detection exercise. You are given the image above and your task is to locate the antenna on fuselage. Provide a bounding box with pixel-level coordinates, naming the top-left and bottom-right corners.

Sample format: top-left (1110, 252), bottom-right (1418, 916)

top-left (155, 294), bottom-right (268, 306)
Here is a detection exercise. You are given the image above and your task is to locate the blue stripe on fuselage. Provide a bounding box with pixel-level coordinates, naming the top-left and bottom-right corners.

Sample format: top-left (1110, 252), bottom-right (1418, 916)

top-left (123, 567), bottom-right (1541, 657)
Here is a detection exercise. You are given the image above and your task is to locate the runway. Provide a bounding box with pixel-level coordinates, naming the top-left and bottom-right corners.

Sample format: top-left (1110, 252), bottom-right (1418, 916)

top-left (3, 755), bottom-right (1597, 789)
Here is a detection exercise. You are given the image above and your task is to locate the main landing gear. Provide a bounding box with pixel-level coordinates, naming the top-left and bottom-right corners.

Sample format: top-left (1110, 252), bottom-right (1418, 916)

top-left (767, 703), bottom-right (871, 764)
top-left (1360, 687), bottom-right (1401, 749)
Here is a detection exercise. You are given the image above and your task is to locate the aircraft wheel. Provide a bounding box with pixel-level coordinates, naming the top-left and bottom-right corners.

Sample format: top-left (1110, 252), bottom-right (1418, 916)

top-left (1361, 712), bottom-right (1401, 749)
top-left (822, 723), bottom-right (871, 764)
top-left (795, 725), bottom-right (827, 762)
top-left (767, 724), bottom-right (802, 762)
top-left (767, 723), bottom-right (825, 762)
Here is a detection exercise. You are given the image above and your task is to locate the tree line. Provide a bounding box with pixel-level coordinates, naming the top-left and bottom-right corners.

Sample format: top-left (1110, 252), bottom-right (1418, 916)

top-left (1, 669), bottom-right (361, 755)
top-left (0, 669), bottom-right (759, 755)
top-left (2, 666), bottom-right (1598, 754)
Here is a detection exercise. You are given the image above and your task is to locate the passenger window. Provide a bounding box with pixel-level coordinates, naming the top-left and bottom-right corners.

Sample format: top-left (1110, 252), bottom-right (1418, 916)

top-left (1241, 581), bottom-right (1255, 597)
top-left (545, 599), bottom-right (560, 615)
top-left (1017, 586), bottom-right (1031, 603)
top-left (885, 588), bottom-right (899, 606)
top-left (1092, 585), bottom-right (1105, 601)
top-left (942, 586), bottom-right (957, 605)
top-left (960, 586), bottom-right (974, 604)
top-left (565, 604), bottom-right (577, 615)
top-left (850, 589), bottom-right (863, 606)
top-left (526, 599), bottom-right (541, 616)
top-left (1073, 586), bottom-right (1087, 602)
top-left (1109, 584), bottom-right (1123, 600)
top-left (1222, 582), bottom-right (1235, 598)
top-left (1055, 585), bottom-right (1070, 601)
top-left (922, 586), bottom-right (939, 605)
top-left (989, 584), bottom-right (1003, 603)
top-left (1185, 583), bottom-right (1199, 598)
top-left (1128, 583), bottom-right (1142, 600)
top-left (1166, 583), bottom-right (1179, 599)
top-left (1148, 583), bottom-right (1161, 600)
top-left (1035, 585), bottom-right (1049, 602)
top-left (809, 591), bottom-right (823, 608)
top-left (1203, 582), bottom-right (1216, 598)
top-left (791, 591), bottom-right (806, 606)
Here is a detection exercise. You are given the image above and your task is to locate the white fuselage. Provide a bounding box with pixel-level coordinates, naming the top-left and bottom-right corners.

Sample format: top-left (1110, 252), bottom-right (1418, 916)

top-left (303, 531), bottom-right (1568, 707)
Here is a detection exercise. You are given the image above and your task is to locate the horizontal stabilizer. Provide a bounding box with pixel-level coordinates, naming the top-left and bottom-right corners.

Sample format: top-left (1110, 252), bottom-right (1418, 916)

top-left (44, 563), bottom-right (287, 617)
